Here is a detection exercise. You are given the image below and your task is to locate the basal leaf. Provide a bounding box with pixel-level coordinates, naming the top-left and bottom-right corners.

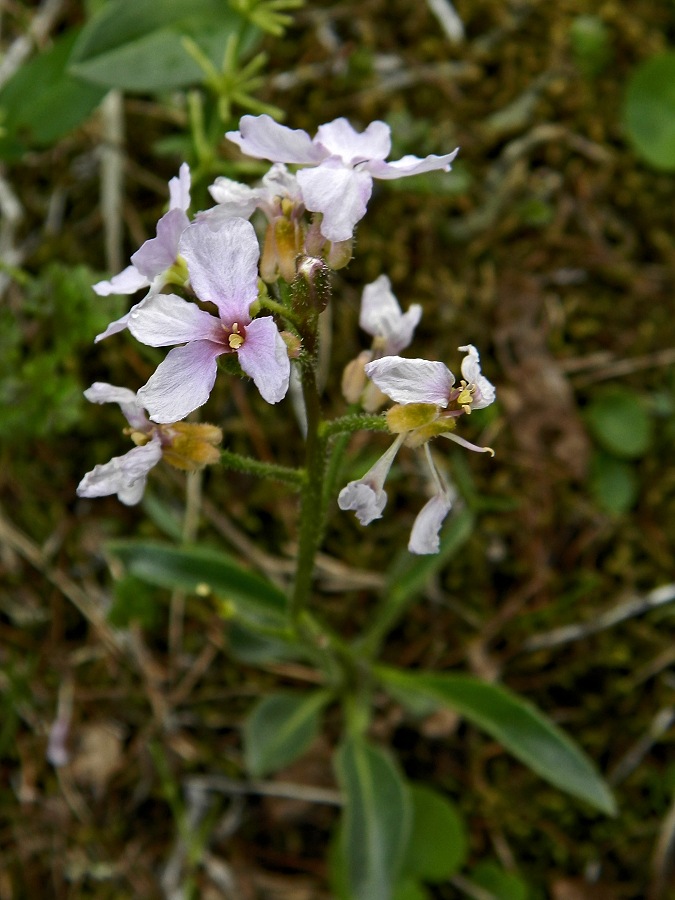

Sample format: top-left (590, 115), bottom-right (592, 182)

top-left (623, 52), bottom-right (675, 171)
top-left (244, 691), bottom-right (329, 778)
top-left (106, 540), bottom-right (288, 628)
top-left (400, 785), bottom-right (467, 883)
top-left (334, 737), bottom-right (412, 900)
top-left (376, 667), bottom-right (616, 816)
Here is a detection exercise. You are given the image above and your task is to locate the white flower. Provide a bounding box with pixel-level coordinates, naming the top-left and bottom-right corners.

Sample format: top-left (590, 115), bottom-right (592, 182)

top-left (226, 115), bottom-right (459, 241)
top-left (338, 434), bottom-right (406, 525)
top-left (360, 275), bottom-right (422, 355)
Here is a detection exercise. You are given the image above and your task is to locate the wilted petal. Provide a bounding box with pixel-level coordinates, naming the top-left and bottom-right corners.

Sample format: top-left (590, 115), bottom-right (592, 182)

top-left (168, 162), bottom-right (191, 211)
top-left (131, 208), bottom-right (189, 280)
top-left (93, 265), bottom-right (148, 297)
top-left (360, 274), bottom-right (421, 354)
top-left (366, 148), bottom-right (459, 180)
top-left (408, 492), bottom-right (452, 554)
top-left (77, 439), bottom-right (163, 506)
top-left (226, 114), bottom-right (323, 164)
top-left (365, 356), bottom-right (455, 406)
top-left (338, 479), bottom-right (387, 526)
top-left (314, 118), bottom-right (391, 164)
top-left (179, 219), bottom-right (259, 324)
top-left (138, 341), bottom-right (223, 423)
top-left (129, 293), bottom-right (222, 347)
top-left (237, 316), bottom-right (290, 404)
top-left (338, 434), bottom-right (405, 525)
top-left (83, 382), bottom-right (149, 431)
top-left (458, 344), bottom-right (496, 409)
top-left (298, 162), bottom-right (373, 242)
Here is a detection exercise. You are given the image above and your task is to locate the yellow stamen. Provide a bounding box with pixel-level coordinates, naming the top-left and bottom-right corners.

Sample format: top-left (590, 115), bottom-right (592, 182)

top-left (228, 322), bottom-right (244, 350)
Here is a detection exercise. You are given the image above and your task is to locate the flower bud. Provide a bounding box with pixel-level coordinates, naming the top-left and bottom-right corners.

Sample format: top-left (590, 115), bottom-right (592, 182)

top-left (293, 255), bottom-right (331, 313)
top-left (342, 351), bottom-right (371, 403)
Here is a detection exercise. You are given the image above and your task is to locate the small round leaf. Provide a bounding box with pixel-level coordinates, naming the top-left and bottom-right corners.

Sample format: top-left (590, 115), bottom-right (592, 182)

top-left (585, 387), bottom-right (652, 459)
top-left (623, 52), bottom-right (675, 171)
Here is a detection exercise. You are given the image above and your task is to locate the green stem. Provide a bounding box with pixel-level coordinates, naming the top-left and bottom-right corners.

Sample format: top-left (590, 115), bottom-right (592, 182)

top-left (219, 449), bottom-right (304, 488)
top-left (319, 412), bottom-right (389, 440)
top-left (289, 352), bottom-right (326, 625)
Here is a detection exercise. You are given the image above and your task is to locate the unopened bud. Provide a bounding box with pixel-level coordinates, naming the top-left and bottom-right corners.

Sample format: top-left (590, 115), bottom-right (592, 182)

top-left (280, 331), bottom-right (302, 359)
top-left (326, 237), bottom-right (353, 270)
top-left (293, 256), bottom-right (331, 313)
top-left (342, 351), bottom-right (372, 403)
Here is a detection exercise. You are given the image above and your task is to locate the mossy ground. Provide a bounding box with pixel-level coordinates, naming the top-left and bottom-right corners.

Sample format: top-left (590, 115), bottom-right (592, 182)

top-left (1, 1), bottom-right (675, 897)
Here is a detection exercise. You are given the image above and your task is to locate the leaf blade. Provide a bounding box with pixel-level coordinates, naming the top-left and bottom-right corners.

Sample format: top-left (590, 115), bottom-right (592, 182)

top-left (376, 667), bottom-right (616, 816)
top-left (334, 737), bottom-right (412, 900)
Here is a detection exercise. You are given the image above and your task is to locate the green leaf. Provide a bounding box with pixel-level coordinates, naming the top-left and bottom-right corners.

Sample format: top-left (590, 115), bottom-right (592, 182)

top-left (393, 881), bottom-right (432, 900)
top-left (334, 737), bottom-right (412, 900)
top-left (244, 691), bottom-right (329, 778)
top-left (585, 386), bottom-right (652, 459)
top-left (376, 667), bottom-right (616, 816)
top-left (106, 540), bottom-right (288, 628)
top-left (0, 30), bottom-right (106, 158)
top-left (589, 452), bottom-right (638, 515)
top-left (470, 860), bottom-right (530, 900)
top-left (69, 0), bottom-right (255, 92)
top-left (228, 622), bottom-right (304, 665)
top-left (623, 52), bottom-right (675, 171)
top-left (400, 785), bottom-right (467, 883)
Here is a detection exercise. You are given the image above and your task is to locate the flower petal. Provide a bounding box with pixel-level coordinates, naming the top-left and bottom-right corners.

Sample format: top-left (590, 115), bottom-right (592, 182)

top-left (297, 162), bottom-right (373, 242)
top-left (360, 274), bottom-right (421, 353)
top-left (366, 148), bottom-right (459, 180)
top-left (77, 439), bottom-right (162, 506)
top-left (95, 310), bottom-right (132, 343)
top-left (314, 118), bottom-right (391, 164)
top-left (338, 479), bottom-right (387, 526)
top-left (408, 492), bottom-right (452, 554)
top-left (458, 344), bottom-right (496, 409)
top-left (365, 356), bottom-right (455, 406)
top-left (138, 341), bottom-right (223, 423)
top-left (226, 114), bottom-right (324, 164)
top-left (93, 265), bottom-right (148, 296)
top-left (179, 219), bottom-right (259, 324)
top-left (205, 176), bottom-right (259, 218)
top-left (83, 382), bottom-right (149, 431)
top-left (236, 316), bottom-right (290, 404)
top-left (128, 293), bottom-right (222, 347)
top-left (131, 208), bottom-right (189, 280)
top-left (168, 162), bottom-right (191, 211)
top-left (337, 434), bottom-right (405, 525)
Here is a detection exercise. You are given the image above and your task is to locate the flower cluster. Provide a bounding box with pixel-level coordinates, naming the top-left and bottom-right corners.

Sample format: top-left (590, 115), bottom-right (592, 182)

top-left (80, 113), bottom-right (494, 552)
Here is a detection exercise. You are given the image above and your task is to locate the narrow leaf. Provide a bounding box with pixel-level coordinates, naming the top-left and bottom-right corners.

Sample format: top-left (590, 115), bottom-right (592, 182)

top-left (244, 691), bottom-right (329, 778)
top-left (376, 667), bottom-right (616, 816)
top-left (107, 540), bottom-right (288, 628)
top-left (335, 737), bottom-right (412, 900)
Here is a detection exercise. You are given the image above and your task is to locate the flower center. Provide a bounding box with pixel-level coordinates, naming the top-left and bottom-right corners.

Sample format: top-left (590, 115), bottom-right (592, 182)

top-left (225, 322), bottom-right (245, 350)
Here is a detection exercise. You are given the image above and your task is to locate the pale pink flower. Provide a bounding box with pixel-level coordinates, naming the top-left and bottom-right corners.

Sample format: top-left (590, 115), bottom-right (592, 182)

top-left (94, 164), bottom-right (192, 342)
top-left (129, 218), bottom-right (290, 423)
top-left (226, 115), bottom-right (459, 242)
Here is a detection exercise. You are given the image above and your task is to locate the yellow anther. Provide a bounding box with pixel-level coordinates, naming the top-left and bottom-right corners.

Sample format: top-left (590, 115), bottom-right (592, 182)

top-left (227, 322), bottom-right (244, 350)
